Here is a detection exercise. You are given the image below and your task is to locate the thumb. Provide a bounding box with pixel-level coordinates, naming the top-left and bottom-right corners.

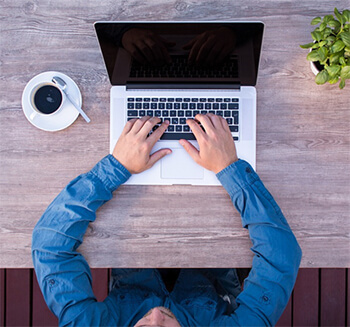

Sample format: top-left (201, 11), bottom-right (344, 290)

top-left (182, 38), bottom-right (195, 50)
top-left (148, 148), bottom-right (172, 167)
top-left (179, 139), bottom-right (200, 163)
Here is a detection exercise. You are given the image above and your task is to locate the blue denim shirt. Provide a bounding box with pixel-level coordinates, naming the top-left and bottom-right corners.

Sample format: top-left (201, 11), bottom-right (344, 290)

top-left (32, 155), bottom-right (302, 326)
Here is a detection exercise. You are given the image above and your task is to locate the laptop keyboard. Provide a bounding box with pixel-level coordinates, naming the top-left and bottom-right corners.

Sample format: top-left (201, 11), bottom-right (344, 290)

top-left (127, 97), bottom-right (239, 141)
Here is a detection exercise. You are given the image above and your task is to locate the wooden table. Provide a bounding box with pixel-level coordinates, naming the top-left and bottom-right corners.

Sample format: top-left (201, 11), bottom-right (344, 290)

top-left (1, 0), bottom-right (349, 268)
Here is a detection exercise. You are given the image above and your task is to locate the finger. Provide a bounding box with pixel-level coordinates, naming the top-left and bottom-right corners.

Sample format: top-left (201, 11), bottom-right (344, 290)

top-left (206, 113), bottom-right (223, 129)
top-left (179, 139), bottom-right (201, 163)
top-left (186, 118), bottom-right (206, 141)
top-left (188, 35), bottom-right (207, 64)
top-left (147, 120), bottom-right (169, 145)
top-left (221, 116), bottom-right (232, 133)
top-left (138, 116), bottom-right (161, 138)
top-left (148, 148), bottom-right (172, 167)
top-left (152, 37), bottom-right (172, 64)
top-left (195, 37), bottom-right (216, 64)
top-left (129, 116), bottom-right (152, 134)
top-left (145, 38), bottom-right (164, 63)
top-left (182, 38), bottom-right (196, 50)
top-left (140, 42), bottom-right (156, 63)
top-left (122, 118), bottom-right (138, 135)
top-left (194, 114), bottom-right (214, 135)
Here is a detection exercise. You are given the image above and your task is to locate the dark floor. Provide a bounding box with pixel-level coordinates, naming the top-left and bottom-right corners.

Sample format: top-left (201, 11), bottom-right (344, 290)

top-left (0, 268), bottom-right (349, 326)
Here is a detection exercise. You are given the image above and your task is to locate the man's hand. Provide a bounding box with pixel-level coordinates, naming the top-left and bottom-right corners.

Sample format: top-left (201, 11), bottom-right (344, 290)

top-left (113, 117), bottom-right (171, 174)
top-left (179, 114), bottom-right (238, 174)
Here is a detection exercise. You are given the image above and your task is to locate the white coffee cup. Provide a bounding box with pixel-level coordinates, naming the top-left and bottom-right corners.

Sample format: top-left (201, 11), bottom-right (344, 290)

top-left (30, 82), bottom-right (65, 120)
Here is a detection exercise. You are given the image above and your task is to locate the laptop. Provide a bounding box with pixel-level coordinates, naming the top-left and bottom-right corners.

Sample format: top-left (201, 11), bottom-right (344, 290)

top-left (94, 21), bottom-right (264, 185)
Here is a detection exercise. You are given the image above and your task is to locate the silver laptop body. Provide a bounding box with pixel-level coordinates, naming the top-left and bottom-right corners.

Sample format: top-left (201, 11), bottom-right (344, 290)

top-left (94, 21), bottom-right (264, 185)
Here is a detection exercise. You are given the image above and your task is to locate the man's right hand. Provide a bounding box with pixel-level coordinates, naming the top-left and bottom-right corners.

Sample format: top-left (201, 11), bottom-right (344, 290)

top-left (179, 114), bottom-right (238, 174)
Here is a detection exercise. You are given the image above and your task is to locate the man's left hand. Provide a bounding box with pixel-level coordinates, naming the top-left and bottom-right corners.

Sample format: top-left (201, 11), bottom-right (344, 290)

top-left (113, 117), bottom-right (171, 174)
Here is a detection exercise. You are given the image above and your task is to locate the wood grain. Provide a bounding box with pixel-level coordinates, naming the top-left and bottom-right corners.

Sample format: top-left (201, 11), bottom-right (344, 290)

top-left (0, 0), bottom-right (349, 268)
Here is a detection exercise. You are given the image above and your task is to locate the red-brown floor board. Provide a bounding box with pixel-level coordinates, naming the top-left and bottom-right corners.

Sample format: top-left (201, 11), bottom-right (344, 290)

top-left (6, 269), bottom-right (31, 326)
top-left (276, 295), bottom-right (292, 326)
top-left (320, 268), bottom-right (346, 326)
top-left (32, 271), bottom-right (58, 326)
top-left (0, 269), bottom-right (5, 327)
top-left (293, 268), bottom-right (319, 326)
top-left (91, 268), bottom-right (109, 302)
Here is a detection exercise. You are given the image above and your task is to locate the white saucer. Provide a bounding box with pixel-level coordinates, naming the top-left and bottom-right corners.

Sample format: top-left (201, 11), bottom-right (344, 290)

top-left (22, 71), bottom-right (82, 132)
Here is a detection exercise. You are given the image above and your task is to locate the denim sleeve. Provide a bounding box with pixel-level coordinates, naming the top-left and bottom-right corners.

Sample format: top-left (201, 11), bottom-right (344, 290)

top-left (31, 155), bottom-right (131, 326)
top-left (214, 160), bottom-right (302, 326)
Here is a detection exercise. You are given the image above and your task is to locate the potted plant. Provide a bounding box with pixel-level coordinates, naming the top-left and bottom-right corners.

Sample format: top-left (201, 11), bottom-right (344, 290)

top-left (300, 8), bottom-right (350, 89)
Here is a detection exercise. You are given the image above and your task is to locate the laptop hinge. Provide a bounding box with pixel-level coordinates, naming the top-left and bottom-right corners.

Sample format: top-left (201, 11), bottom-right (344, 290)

top-left (126, 83), bottom-right (241, 90)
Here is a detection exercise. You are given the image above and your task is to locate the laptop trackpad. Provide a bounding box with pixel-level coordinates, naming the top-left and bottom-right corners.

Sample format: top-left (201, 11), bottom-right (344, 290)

top-left (161, 147), bottom-right (204, 179)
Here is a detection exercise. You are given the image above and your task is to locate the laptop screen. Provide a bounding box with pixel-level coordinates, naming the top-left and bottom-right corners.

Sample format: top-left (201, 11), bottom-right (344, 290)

top-left (94, 22), bottom-right (264, 87)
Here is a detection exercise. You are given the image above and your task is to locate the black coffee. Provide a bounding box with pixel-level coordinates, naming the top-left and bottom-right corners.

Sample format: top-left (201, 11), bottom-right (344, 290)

top-left (33, 85), bottom-right (62, 114)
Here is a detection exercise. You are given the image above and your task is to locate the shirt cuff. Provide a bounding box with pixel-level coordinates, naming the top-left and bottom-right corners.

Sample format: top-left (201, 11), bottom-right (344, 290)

top-left (216, 159), bottom-right (260, 197)
top-left (90, 154), bottom-right (131, 192)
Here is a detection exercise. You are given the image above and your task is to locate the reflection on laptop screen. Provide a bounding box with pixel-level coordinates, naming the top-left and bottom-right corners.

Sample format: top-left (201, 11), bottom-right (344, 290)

top-left (94, 22), bottom-right (264, 86)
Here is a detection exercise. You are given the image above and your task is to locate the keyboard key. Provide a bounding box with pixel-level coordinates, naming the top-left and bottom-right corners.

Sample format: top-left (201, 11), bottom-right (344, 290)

top-left (155, 110), bottom-right (161, 117)
top-left (205, 103), bottom-right (211, 109)
top-left (208, 98), bottom-right (215, 102)
top-left (139, 110), bottom-right (146, 116)
top-left (228, 103), bottom-right (239, 109)
top-left (197, 103), bottom-right (203, 109)
top-left (159, 103), bottom-right (165, 109)
top-left (184, 98), bottom-right (190, 102)
top-left (180, 118), bottom-right (186, 124)
top-left (201, 110), bottom-right (207, 114)
top-left (220, 103), bottom-right (227, 109)
top-left (143, 103), bottom-right (149, 109)
top-left (144, 98), bottom-right (150, 102)
top-left (136, 98), bottom-right (142, 102)
top-left (168, 125), bottom-right (175, 132)
top-left (213, 103), bottom-right (219, 109)
top-left (200, 98), bottom-right (206, 102)
top-left (178, 110), bottom-right (184, 117)
top-left (209, 110), bottom-right (215, 114)
top-left (182, 103), bottom-right (188, 109)
top-left (233, 136), bottom-right (239, 141)
top-left (152, 98), bottom-right (158, 102)
top-left (172, 118), bottom-right (179, 124)
top-left (229, 125), bottom-right (238, 132)
top-left (162, 110), bottom-right (169, 116)
top-left (127, 110), bottom-right (138, 117)
top-left (216, 98), bottom-right (223, 102)
top-left (170, 110), bottom-right (176, 117)
top-left (151, 103), bottom-right (157, 109)
top-left (193, 110), bottom-right (200, 116)
top-left (147, 110), bottom-right (153, 116)
top-left (175, 98), bottom-right (183, 102)
top-left (174, 103), bottom-right (180, 109)
top-left (185, 110), bottom-right (192, 117)
top-left (183, 125), bottom-right (190, 132)
top-left (232, 111), bottom-right (239, 124)
top-left (168, 98), bottom-right (175, 102)
top-left (226, 118), bottom-right (233, 125)
top-left (191, 98), bottom-right (198, 102)
top-left (224, 111), bottom-right (231, 117)
top-left (127, 98), bottom-right (134, 101)
top-left (128, 103), bottom-right (134, 109)
top-left (160, 98), bottom-right (166, 102)
top-left (190, 103), bottom-right (196, 109)
top-left (166, 103), bottom-right (173, 109)
top-left (224, 98), bottom-right (231, 102)
top-left (216, 111), bottom-right (223, 116)
top-left (176, 125), bottom-right (182, 132)
top-left (232, 98), bottom-right (239, 102)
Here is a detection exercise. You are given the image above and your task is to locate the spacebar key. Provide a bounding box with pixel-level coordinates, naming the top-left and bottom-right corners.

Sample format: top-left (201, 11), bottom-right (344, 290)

top-left (160, 133), bottom-right (196, 140)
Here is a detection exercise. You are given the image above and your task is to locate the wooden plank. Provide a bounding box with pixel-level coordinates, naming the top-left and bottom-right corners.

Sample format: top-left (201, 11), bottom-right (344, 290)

top-left (0, 0), bottom-right (350, 268)
top-left (293, 268), bottom-right (319, 326)
top-left (320, 268), bottom-right (346, 326)
top-left (32, 271), bottom-right (58, 326)
top-left (0, 269), bottom-right (5, 327)
top-left (276, 295), bottom-right (292, 326)
top-left (6, 269), bottom-right (31, 326)
top-left (91, 268), bottom-right (109, 302)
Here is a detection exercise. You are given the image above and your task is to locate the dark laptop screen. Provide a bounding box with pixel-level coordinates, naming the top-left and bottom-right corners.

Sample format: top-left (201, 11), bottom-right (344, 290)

top-left (94, 22), bottom-right (264, 86)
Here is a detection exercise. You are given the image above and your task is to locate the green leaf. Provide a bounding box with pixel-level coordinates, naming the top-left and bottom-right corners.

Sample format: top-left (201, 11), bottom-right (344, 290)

top-left (311, 42), bottom-right (321, 49)
top-left (343, 10), bottom-right (350, 23)
top-left (326, 35), bottom-right (336, 46)
top-left (340, 31), bottom-right (350, 47)
top-left (329, 52), bottom-right (342, 64)
top-left (328, 19), bottom-right (341, 31)
top-left (315, 70), bottom-right (329, 84)
top-left (331, 40), bottom-right (345, 53)
top-left (339, 78), bottom-right (346, 89)
top-left (300, 42), bottom-right (315, 49)
top-left (323, 15), bottom-right (334, 24)
top-left (325, 64), bottom-right (341, 76)
top-left (318, 47), bottom-right (328, 62)
top-left (307, 50), bottom-right (321, 61)
top-left (340, 65), bottom-right (350, 79)
top-left (319, 22), bottom-right (327, 31)
top-left (311, 30), bottom-right (322, 42)
top-left (328, 76), bottom-right (339, 84)
top-left (311, 17), bottom-right (322, 25)
top-left (334, 7), bottom-right (343, 25)
top-left (340, 57), bottom-right (346, 65)
top-left (322, 28), bottom-right (333, 38)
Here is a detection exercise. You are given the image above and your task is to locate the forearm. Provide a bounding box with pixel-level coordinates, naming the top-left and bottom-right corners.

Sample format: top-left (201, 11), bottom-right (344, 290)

top-left (31, 154), bottom-right (130, 323)
top-left (216, 160), bottom-right (302, 325)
